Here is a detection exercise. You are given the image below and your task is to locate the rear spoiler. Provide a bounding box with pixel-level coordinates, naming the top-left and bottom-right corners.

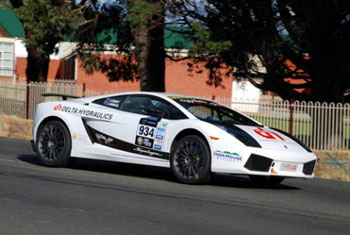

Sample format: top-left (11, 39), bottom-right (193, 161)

top-left (41, 93), bottom-right (80, 100)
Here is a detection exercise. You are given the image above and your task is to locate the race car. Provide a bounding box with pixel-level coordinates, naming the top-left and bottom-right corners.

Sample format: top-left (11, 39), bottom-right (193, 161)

top-left (31, 92), bottom-right (317, 186)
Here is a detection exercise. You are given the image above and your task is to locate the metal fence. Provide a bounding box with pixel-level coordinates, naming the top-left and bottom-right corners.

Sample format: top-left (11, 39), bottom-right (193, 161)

top-left (1, 81), bottom-right (349, 150)
top-left (0, 81), bottom-right (86, 119)
top-left (226, 98), bottom-right (350, 151)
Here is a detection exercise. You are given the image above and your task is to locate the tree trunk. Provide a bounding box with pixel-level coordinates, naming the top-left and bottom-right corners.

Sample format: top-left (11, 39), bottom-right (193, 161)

top-left (130, 1), bottom-right (165, 92)
top-left (26, 49), bottom-right (49, 83)
top-left (297, 2), bottom-right (347, 149)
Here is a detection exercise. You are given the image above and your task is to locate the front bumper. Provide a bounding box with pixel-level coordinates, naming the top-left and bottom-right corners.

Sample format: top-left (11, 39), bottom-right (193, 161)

top-left (244, 153), bottom-right (316, 177)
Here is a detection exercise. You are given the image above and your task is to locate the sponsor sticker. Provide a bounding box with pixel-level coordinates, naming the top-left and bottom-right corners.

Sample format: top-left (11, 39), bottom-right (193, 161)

top-left (95, 132), bottom-right (117, 148)
top-left (140, 117), bottom-right (158, 127)
top-left (135, 136), bottom-right (154, 148)
top-left (214, 150), bottom-right (243, 163)
top-left (154, 144), bottom-right (162, 150)
top-left (104, 98), bottom-right (121, 108)
top-left (54, 104), bottom-right (62, 111)
top-left (169, 97), bottom-right (218, 106)
top-left (133, 147), bottom-right (163, 157)
top-left (53, 105), bottom-right (113, 120)
top-left (156, 135), bottom-right (164, 140)
top-left (160, 122), bottom-right (168, 128)
top-left (103, 98), bottom-right (111, 105)
top-left (154, 138), bottom-right (163, 144)
top-left (157, 127), bottom-right (165, 133)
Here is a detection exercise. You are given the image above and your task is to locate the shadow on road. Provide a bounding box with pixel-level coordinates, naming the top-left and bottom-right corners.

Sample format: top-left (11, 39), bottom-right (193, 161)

top-left (17, 154), bottom-right (299, 190)
top-left (18, 154), bottom-right (44, 166)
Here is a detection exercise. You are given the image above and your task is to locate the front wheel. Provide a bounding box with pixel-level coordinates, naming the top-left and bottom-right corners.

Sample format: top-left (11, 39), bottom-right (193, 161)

top-left (249, 175), bottom-right (285, 187)
top-left (170, 135), bottom-right (211, 184)
top-left (36, 120), bottom-right (71, 167)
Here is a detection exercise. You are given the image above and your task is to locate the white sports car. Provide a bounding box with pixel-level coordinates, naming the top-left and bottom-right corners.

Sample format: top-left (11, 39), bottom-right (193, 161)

top-left (32, 92), bottom-right (317, 186)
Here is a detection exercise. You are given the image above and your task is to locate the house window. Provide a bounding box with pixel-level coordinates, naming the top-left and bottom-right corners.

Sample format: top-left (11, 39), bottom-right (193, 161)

top-left (62, 55), bottom-right (76, 80)
top-left (0, 42), bottom-right (13, 76)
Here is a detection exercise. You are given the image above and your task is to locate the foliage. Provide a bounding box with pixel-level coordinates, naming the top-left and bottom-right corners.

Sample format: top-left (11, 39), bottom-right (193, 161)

top-left (76, 0), bottom-right (166, 91)
top-left (15, 0), bottom-right (76, 60)
top-left (188, 22), bottom-right (232, 58)
top-left (75, 1), bottom-right (138, 83)
top-left (9, 0), bottom-right (81, 82)
top-left (127, 0), bottom-right (161, 28)
top-left (170, 0), bottom-right (350, 103)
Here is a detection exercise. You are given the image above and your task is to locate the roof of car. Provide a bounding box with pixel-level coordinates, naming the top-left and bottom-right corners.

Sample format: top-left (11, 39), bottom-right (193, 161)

top-left (76, 92), bottom-right (199, 102)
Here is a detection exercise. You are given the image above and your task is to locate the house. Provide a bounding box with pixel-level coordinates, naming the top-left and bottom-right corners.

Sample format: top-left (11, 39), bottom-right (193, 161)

top-left (0, 9), bottom-right (233, 99)
top-left (1, 9), bottom-right (268, 101)
top-left (0, 9), bottom-right (24, 81)
top-left (0, 9), bottom-right (63, 85)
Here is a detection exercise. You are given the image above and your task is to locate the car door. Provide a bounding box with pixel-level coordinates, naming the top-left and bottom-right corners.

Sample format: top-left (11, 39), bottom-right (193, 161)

top-left (115, 95), bottom-right (173, 159)
top-left (85, 94), bottom-right (184, 161)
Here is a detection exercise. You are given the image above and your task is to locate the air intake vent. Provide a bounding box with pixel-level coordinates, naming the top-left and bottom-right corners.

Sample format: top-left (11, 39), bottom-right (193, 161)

top-left (244, 154), bottom-right (273, 172)
top-left (303, 160), bottom-right (316, 175)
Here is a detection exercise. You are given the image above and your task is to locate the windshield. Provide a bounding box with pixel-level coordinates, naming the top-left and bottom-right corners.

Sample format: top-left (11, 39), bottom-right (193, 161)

top-left (169, 97), bottom-right (261, 126)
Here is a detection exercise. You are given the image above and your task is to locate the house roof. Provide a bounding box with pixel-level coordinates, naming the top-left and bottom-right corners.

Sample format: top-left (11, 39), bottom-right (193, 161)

top-left (0, 9), bottom-right (25, 38)
top-left (96, 26), bottom-right (193, 49)
top-left (0, 10), bottom-right (192, 49)
top-left (164, 26), bottom-right (193, 49)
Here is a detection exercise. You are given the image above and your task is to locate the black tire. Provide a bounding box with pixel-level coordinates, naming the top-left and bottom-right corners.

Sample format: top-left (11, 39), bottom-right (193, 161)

top-left (36, 120), bottom-right (71, 167)
top-left (249, 175), bottom-right (285, 187)
top-left (170, 135), bottom-right (211, 184)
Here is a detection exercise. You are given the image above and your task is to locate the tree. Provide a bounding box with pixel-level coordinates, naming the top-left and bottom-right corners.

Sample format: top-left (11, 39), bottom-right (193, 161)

top-left (170, 0), bottom-right (350, 103)
top-left (76, 0), bottom-right (166, 91)
top-left (9, 0), bottom-right (81, 82)
top-left (127, 0), bottom-right (165, 91)
top-left (168, 0), bottom-right (350, 148)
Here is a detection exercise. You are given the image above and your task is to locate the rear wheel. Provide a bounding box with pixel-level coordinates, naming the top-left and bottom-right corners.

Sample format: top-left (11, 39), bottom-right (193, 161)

top-left (249, 175), bottom-right (285, 187)
top-left (36, 120), bottom-right (71, 167)
top-left (171, 135), bottom-right (211, 184)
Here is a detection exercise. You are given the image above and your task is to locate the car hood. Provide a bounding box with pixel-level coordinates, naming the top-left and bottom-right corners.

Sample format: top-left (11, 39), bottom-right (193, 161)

top-left (235, 125), bottom-right (308, 152)
top-left (204, 120), bottom-right (310, 152)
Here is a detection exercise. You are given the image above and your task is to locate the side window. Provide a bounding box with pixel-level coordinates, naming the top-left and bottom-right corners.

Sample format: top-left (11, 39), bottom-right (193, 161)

top-left (168, 106), bottom-right (188, 120)
top-left (93, 96), bottom-right (126, 109)
top-left (119, 96), bottom-right (187, 120)
top-left (188, 106), bottom-right (220, 120)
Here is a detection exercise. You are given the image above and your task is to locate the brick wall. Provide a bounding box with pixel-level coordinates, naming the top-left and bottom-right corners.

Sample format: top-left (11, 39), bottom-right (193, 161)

top-left (13, 55), bottom-right (233, 99)
top-left (166, 59), bottom-right (232, 99)
top-left (76, 57), bottom-right (232, 99)
top-left (15, 57), bottom-right (62, 82)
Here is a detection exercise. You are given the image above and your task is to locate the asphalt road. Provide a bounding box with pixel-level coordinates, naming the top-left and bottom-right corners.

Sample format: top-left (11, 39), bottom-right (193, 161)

top-left (0, 137), bottom-right (349, 235)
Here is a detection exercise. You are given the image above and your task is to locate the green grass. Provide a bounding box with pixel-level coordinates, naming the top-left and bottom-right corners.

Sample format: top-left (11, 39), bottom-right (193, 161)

top-left (250, 115), bottom-right (350, 139)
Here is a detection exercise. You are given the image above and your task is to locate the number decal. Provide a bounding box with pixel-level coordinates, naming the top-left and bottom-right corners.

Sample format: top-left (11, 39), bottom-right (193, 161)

top-left (138, 126), bottom-right (144, 135)
top-left (144, 127), bottom-right (149, 136)
top-left (149, 128), bottom-right (154, 138)
top-left (138, 125), bottom-right (155, 138)
top-left (136, 118), bottom-right (168, 151)
top-left (254, 127), bottom-right (285, 141)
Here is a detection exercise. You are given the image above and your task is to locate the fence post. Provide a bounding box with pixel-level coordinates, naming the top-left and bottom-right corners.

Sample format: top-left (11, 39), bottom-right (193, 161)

top-left (82, 83), bottom-right (86, 97)
top-left (289, 99), bottom-right (294, 135)
top-left (25, 81), bottom-right (30, 119)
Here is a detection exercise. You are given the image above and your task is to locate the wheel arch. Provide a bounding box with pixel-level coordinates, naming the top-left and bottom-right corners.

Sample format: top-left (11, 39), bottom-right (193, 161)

top-left (34, 116), bottom-right (71, 142)
top-left (35, 116), bottom-right (73, 167)
top-left (170, 128), bottom-right (211, 154)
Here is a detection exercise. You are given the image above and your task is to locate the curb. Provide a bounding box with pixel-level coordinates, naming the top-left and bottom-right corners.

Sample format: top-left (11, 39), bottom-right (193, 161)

top-left (0, 115), bottom-right (33, 140)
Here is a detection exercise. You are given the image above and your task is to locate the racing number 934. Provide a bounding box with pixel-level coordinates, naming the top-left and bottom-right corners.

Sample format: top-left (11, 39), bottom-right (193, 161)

top-left (138, 125), bottom-right (155, 138)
